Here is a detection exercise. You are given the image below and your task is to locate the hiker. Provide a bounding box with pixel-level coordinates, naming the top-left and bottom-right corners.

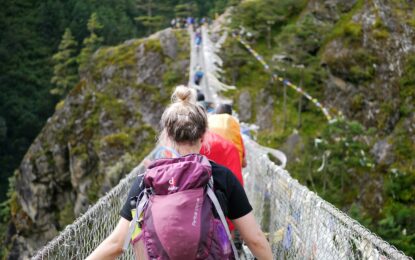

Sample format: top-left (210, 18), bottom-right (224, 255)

top-left (198, 101), bottom-right (243, 184)
top-left (196, 89), bottom-right (205, 101)
top-left (195, 29), bottom-right (202, 46)
top-left (86, 86), bottom-right (272, 260)
top-left (200, 130), bottom-right (244, 238)
top-left (196, 90), bottom-right (214, 114)
top-left (196, 90), bottom-right (208, 111)
top-left (194, 66), bottom-right (204, 85)
top-left (186, 16), bottom-right (194, 27)
top-left (170, 18), bottom-right (176, 28)
top-left (209, 104), bottom-right (247, 168)
top-left (196, 96), bottom-right (214, 114)
top-left (200, 131), bottom-right (243, 185)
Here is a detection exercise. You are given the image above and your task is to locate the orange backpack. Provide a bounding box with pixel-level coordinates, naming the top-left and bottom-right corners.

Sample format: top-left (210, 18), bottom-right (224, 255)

top-left (208, 114), bottom-right (245, 163)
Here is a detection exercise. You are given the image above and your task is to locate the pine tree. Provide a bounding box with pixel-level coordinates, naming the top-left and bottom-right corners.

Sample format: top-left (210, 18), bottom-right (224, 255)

top-left (174, 3), bottom-right (198, 18)
top-left (0, 117), bottom-right (6, 143)
top-left (78, 13), bottom-right (103, 77)
top-left (50, 28), bottom-right (78, 96)
top-left (135, 0), bottom-right (165, 35)
top-left (223, 40), bottom-right (247, 85)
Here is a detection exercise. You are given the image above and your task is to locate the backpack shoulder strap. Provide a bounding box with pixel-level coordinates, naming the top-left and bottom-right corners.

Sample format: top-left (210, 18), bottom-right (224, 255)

top-left (123, 191), bottom-right (149, 251)
top-left (207, 183), bottom-right (239, 260)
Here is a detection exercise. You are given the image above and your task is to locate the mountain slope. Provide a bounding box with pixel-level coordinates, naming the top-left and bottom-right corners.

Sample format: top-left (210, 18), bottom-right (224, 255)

top-left (5, 28), bottom-right (189, 258)
top-left (223, 0), bottom-right (415, 255)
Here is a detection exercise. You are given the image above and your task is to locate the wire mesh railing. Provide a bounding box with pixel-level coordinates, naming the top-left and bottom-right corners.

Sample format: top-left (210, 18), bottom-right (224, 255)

top-left (31, 149), bottom-right (157, 260)
top-left (243, 137), bottom-right (410, 260)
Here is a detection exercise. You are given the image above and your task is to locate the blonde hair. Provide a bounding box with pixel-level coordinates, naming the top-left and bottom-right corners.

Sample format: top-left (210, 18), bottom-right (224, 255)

top-left (160, 85), bottom-right (208, 145)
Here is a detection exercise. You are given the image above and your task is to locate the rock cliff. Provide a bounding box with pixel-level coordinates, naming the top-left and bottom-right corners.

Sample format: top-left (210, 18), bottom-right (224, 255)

top-left (6, 28), bottom-right (189, 259)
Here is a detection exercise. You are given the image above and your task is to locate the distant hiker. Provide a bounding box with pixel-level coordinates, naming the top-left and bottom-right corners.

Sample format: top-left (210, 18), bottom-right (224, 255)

top-left (195, 34), bottom-right (202, 45)
top-left (194, 66), bottom-right (204, 85)
top-left (186, 16), bottom-right (194, 27)
top-left (196, 90), bottom-right (213, 113)
top-left (209, 104), bottom-right (247, 168)
top-left (206, 101), bottom-right (215, 113)
top-left (176, 18), bottom-right (182, 28)
top-left (196, 93), bottom-right (215, 114)
top-left (170, 18), bottom-right (176, 28)
top-left (196, 89), bottom-right (205, 102)
top-left (86, 86), bottom-right (273, 260)
top-left (195, 30), bottom-right (202, 46)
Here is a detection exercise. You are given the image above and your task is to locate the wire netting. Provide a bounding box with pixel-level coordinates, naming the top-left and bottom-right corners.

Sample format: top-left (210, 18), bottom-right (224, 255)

top-left (31, 150), bottom-right (154, 260)
top-left (243, 138), bottom-right (410, 260)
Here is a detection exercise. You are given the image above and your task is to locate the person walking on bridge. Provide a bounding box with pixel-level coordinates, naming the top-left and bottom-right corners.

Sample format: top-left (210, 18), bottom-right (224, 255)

top-left (208, 104), bottom-right (247, 168)
top-left (86, 86), bottom-right (272, 260)
top-left (195, 28), bottom-right (202, 52)
top-left (194, 66), bottom-right (204, 86)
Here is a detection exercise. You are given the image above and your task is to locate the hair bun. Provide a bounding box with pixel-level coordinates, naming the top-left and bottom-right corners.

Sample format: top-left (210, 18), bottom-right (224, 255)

top-left (172, 85), bottom-right (196, 104)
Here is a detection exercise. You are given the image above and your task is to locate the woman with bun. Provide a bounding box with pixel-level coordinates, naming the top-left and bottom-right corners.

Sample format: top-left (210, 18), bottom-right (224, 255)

top-left (86, 86), bottom-right (272, 260)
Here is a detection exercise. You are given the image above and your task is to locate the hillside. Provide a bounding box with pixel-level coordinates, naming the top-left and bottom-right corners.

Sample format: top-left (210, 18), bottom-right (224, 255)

top-left (222, 0), bottom-right (415, 255)
top-left (4, 29), bottom-right (189, 258)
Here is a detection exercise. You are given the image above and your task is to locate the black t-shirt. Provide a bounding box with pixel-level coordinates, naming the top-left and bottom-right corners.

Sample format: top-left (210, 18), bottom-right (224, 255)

top-left (120, 161), bottom-right (252, 221)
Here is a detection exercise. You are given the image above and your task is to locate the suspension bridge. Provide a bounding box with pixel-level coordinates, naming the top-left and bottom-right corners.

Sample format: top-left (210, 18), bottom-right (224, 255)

top-left (32, 22), bottom-right (410, 260)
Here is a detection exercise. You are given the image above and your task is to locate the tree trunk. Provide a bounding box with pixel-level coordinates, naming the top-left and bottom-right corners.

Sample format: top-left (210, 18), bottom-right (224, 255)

top-left (267, 25), bottom-right (271, 49)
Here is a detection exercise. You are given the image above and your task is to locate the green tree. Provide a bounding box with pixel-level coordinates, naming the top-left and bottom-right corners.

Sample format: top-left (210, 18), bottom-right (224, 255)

top-left (78, 12), bottom-right (103, 76)
top-left (174, 3), bottom-right (198, 17)
top-left (222, 39), bottom-right (248, 85)
top-left (232, 0), bottom-right (304, 41)
top-left (50, 28), bottom-right (78, 96)
top-left (378, 170), bottom-right (415, 255)
top-left (0, 117), bottom-right (6, 143)
top-left (135, 0), bottom-right (165, 35)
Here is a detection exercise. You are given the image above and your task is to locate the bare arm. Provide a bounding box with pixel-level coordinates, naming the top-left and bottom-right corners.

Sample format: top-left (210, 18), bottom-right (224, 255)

top-left (86, 218), bottom-right (130, 260)
top-left (233, 212), bottom-right (272, 260)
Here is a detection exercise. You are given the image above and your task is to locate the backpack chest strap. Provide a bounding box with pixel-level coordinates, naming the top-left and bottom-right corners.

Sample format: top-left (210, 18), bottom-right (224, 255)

top-left (123, 191), bottom-right (149, 251)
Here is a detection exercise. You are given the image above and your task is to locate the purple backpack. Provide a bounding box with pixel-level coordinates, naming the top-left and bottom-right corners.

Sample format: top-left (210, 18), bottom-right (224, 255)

top-left (123, 154), bottom-right (239, 260)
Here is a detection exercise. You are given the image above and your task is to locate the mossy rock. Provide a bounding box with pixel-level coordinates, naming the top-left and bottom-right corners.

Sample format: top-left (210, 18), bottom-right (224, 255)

top-left (101, 132), bottom-right (133, 149)
top-left (144, 38), bottom-right (163, 53)
top-left (68, 80), bottom-right (87, 97)
top-left (55, 100), bottom-right (65, 111)
top-left (322, 0), bottom-right (365, 45)
top-left (342, 21), bottom-right (362, 41)
top-left (57, 202), bottom-right (75, 229)
top-left (351, 93), bottom-right (364, 111)
top-left (87, 172), bottom-right (106, 203)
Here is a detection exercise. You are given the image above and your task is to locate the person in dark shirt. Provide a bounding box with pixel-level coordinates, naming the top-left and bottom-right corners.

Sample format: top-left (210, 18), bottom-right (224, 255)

top-left (86, 85), bottom-right (272, 260)
top-left (120, 161), bottom-right (249, 222)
